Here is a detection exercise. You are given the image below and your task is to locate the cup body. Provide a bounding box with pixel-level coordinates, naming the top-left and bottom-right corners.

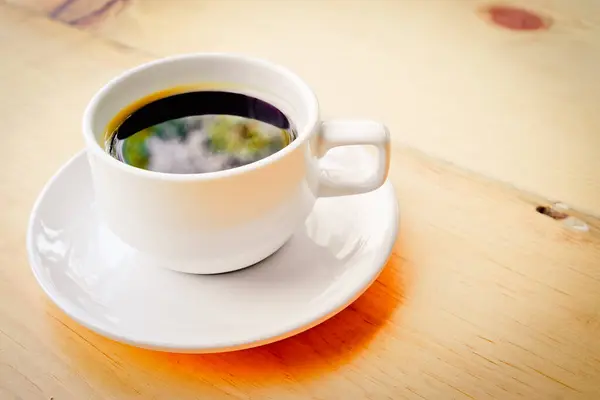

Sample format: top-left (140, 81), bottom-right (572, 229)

top-left (83, 54), bottom-right (321, 274)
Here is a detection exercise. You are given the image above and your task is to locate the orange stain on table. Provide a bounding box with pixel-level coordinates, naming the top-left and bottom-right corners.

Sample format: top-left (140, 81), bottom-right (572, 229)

top-left (51, 242), bottom-right (405, 388)
top-left (139, 250), bottom-right (404, 383)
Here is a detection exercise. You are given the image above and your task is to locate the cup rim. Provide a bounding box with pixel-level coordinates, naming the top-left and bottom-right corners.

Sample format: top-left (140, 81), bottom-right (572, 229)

top-left (82, 52), bottom-right (319, 181)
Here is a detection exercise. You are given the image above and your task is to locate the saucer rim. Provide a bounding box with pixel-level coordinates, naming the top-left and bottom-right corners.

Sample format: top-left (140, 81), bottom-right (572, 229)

top-left (26, 150), bottom-right (399, 353)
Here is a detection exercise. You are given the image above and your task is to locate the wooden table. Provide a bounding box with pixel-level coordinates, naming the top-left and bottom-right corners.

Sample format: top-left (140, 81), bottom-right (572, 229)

top-left (1, 1), bottom-right (600, 399)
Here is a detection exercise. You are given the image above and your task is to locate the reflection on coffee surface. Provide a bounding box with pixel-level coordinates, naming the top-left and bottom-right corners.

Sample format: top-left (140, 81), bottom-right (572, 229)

top-left (105, 90), bottom-right (296, 174)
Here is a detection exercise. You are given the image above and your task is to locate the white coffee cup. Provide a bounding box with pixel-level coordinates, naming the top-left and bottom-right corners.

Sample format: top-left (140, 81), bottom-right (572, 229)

top-left (83, 53), bottom-right (390, 274)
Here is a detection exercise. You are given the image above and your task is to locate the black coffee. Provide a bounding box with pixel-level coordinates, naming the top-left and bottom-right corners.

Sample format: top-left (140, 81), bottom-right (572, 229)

top-left (105, 89), bottom-right (296, 174)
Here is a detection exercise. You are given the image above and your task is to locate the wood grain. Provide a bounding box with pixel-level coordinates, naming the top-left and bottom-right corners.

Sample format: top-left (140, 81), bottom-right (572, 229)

top-left (7, 0), bottom-right (600, 216)
top-left (1, 2), bottom-right (600, 399)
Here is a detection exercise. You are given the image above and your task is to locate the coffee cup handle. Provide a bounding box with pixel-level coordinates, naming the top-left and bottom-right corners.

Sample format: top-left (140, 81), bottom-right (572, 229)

top-left (316, 120), bottom-right (391, 197)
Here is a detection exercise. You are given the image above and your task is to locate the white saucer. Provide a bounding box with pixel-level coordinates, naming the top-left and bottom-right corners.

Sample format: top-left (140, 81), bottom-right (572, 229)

top-left (27, 148), bottom-right (399, 353)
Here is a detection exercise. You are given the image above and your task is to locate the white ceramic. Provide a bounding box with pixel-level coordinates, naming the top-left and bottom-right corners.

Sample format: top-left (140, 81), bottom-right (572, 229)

top-left (27, 148), bottom-right (398, 353)
top-left (83, 53), bottom-right (390, 274)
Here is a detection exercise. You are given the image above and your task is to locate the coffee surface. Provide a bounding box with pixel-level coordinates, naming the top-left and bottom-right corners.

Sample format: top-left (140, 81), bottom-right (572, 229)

top-left (105, 90), bottom-right (296, 174)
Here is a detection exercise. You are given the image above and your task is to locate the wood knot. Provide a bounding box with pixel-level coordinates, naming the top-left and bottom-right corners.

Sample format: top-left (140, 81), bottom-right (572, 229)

top-left (536, 205), bottom-right (568, 220)
top-left (483, 5), bottom-right (550, 31)
top-left (536, 203), bottom-right (589, 232)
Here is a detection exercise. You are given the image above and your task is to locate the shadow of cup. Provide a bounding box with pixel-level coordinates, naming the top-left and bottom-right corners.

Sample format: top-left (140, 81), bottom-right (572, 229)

top-left (49, 239), bottom-right (405, 389)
